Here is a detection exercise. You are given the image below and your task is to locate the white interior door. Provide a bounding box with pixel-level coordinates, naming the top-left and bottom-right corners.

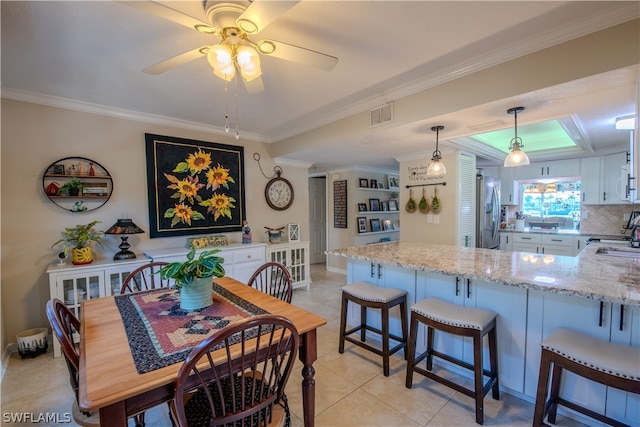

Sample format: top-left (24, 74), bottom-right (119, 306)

top-left (308, 176), bottom-right (327, 264)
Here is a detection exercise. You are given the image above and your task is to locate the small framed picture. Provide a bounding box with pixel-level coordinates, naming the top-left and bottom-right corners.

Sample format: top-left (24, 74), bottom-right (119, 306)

top-left (51, 164), bottom-right (65, 175)
top-left (387, 175), bottom-right (400, 190)
top-left (388, 199), bottom-right (398, 211)
top-left (287, 223), bottom-right (300, 242)
top-left (357, 217), bottom-right (368, 233)
top-left (370, 218), bottom-right (382, 232)
top-left (393, 220), bottom-right (400, 230)
top-left (370, 179), bottom-right (377, 189)
top-left (383, 219), bottom-right (393, 231)
top-left (358, 203), bottom-right (368, 212)
top-left (377, 182), bottom-right (385, 189)
top-left (359, 178), bottom-right (369, 188)
top-left (381, 201), bottom-right (389, 211)
top-left (369, 198), bottom-right (381, 211)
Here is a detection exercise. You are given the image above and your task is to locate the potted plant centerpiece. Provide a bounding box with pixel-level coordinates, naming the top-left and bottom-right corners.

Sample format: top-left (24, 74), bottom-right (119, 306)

top-left (160, 246), bottom-right (225, 310)
top-left (51, 220), bottom-right (104, 265)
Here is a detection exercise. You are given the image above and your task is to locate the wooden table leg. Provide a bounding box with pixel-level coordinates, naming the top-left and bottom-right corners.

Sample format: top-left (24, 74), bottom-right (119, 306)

top-left (99, 401), bottom-right (127, 426)
top-left (299, 329), bottom-right (318, 427)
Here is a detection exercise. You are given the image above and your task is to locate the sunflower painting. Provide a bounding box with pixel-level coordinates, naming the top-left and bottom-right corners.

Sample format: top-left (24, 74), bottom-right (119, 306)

top-left (145, 134), bottom-right (245, 238)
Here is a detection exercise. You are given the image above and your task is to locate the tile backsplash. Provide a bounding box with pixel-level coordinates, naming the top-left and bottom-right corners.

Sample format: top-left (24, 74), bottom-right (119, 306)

top-left (580, 204), bottom-right (640, 235)
top-left (502, 204), bottom-right (640, 236)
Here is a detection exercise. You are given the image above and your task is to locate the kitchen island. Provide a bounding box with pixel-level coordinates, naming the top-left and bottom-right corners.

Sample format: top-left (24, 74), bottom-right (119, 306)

top-left (326, 241), bottom-right (639, 425)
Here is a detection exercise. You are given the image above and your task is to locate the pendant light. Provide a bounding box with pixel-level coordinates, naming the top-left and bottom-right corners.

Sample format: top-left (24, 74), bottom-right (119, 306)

top-left (504, 106), bottom-right (530, 167)
top-left (427, 125), bottom-right (447, 176)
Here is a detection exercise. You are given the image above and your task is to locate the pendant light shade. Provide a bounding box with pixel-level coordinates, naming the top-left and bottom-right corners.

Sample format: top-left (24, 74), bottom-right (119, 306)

top-left (427, 125), bottom-right (447, 176)
top-left (504, 106), bottom-right (530, 167)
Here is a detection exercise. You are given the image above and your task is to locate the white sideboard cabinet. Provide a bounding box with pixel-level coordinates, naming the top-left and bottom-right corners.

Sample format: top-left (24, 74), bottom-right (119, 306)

top-left (145, 242), bottom-right (266, 285)
top-left (47, 257), bottom-right (151, 357)
top-left (265, 241), bottom-right (311, 290)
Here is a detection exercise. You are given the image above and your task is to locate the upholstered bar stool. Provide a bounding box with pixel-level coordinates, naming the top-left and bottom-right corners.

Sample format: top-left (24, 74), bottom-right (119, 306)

top-left (339, 281), bottom-right (408, 376)
top-left (405, 298), bottom-right (499, 425)
top-left (533, 327), bottom-right (640, 427)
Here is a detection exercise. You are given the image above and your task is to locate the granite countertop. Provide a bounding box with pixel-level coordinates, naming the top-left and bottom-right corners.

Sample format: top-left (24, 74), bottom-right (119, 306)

top-left (326, 241), bottom-right (640, 306)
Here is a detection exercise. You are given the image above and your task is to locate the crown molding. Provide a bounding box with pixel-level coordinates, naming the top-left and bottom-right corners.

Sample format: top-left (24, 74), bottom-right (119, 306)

top-left (1, 87), bottom-right (268, 142)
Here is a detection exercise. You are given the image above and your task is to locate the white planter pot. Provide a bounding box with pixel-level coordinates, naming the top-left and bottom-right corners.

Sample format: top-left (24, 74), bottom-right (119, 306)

top-left (17, 327), bottom-right (48, 359)
top-left (180, 277), bottom-right (213, 310)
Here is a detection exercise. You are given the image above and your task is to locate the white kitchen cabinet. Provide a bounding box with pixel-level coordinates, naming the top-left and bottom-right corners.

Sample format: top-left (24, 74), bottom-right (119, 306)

top-left (579, 156), bottom-right (601, 204)
top-left (265, 241), bottom-right (311, 290)
top-left (602, 152), bottom-right (629, 204)
top-left (515, 159), bottom-right (580, 181)
top-left (511, 233), bottom-right (576, 255)
top-left (415, 271), bottom-right (528, 393)
top-left (347, 259), bottom-right (415, 336)
top-left (145, 243), bottom-right (266, 285)
top-left (573, 235), bottom-right (591, 255)
top-left (499, 232), bottom-right (512, 251)
top-left (500, 166), bottom-right (518, 205)
top-left (47, 258), bottom-right (150, 357)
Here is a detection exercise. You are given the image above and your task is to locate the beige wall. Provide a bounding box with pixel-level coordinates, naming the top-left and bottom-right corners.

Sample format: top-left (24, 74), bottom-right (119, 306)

top-left (0, 99), bottom-right (310, 351)
top-left (399, 152), bottom-right (460, 245)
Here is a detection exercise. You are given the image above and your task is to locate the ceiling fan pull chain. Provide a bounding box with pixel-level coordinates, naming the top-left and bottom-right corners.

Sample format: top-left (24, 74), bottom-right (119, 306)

top-left (235, 74), bottom-right (240, 139)
top-left (224, 78), bottom-right (230, 133)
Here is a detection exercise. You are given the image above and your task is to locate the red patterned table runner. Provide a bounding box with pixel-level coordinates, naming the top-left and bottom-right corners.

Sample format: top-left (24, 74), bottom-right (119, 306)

top-left (115, 282), bottom-right (268, 374)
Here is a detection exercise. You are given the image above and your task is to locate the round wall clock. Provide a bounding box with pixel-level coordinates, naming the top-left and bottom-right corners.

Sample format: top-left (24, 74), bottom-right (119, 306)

top-left (265, 170), bottom-right (294, 210)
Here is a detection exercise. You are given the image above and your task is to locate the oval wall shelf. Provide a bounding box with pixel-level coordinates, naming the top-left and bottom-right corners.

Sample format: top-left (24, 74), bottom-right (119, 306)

top-left (42, 156), bottom-right (113, 212)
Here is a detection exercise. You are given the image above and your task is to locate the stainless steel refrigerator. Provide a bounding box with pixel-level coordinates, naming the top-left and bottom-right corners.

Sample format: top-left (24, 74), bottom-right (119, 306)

top-left (476, 174), bottom-right (501, 249)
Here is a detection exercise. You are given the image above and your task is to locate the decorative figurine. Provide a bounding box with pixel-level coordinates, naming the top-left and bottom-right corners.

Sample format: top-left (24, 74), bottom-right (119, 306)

top-left (242, 220), bottom-right (252, 243)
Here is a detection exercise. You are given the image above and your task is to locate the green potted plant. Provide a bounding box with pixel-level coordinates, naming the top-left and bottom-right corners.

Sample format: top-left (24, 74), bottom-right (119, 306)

top-left (59, 179), bottom-right (85, 196)
top-left (160, 246), bottom-right (225, 310)
top-left (51, 220), bottom-right (104, 265)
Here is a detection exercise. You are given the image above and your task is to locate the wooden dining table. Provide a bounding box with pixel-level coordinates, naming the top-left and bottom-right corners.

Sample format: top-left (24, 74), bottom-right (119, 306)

top-left (78, 276), bottom-right (327, 427)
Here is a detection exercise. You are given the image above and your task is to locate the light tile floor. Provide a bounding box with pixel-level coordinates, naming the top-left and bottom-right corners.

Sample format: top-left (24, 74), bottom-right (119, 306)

top-left (1, 264), bottom-right (588, 426)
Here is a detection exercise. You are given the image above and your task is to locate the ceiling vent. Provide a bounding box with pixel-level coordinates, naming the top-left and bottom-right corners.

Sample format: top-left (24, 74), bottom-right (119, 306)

top-left (370, 102), bottom-right (394, 128)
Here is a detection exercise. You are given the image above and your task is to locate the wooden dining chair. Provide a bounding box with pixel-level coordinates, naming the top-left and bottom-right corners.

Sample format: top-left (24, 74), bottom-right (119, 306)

top-left (247, 262), bottom-right (293, 303)
top-left (46, 299), bottom-right (147, 427)
top-left (120, 261), bottom-right (170, 294)
top-left (172, 314), bottom-right (300, 427)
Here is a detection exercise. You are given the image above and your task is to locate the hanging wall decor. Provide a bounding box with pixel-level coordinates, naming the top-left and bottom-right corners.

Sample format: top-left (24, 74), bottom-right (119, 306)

top-left (145, 134), bottom-right (245, 238)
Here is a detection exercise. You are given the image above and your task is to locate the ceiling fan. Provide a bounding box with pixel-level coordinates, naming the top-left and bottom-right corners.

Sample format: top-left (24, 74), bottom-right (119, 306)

top-left (125, 1), bottom-right (339, 93)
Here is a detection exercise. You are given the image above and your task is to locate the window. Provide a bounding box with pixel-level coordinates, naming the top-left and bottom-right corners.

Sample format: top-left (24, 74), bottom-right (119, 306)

top-left (520, 181), bottom-right (581, 228)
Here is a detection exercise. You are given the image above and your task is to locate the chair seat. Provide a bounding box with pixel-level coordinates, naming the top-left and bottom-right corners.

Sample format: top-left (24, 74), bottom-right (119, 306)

top-left (542, 327), bottom-right (640, 381)
top-left (342, 281), bottom-right (407, 303)
top-left (411, 298), bottom-right (496, 330)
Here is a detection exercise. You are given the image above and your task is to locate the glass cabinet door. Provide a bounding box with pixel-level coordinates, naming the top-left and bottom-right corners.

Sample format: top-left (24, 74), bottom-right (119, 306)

top-left (57, 272), bottom-right (103, 319)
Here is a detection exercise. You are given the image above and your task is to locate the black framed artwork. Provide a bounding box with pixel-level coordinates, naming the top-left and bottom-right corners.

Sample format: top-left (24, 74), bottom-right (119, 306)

top-left (358, 203), bottom-right (368, 212)
top-left (370, 218), bottom-right (382, 232)
top-left (357, 217), bottom-right (368, 233)
top-left (145, 133), bottom-right (245, 238)
top-left (369, 198), bottom-right (381, 211)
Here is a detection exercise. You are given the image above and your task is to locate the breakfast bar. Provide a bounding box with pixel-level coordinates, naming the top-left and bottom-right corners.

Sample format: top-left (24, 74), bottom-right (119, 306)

top-left (327, 241), bottom-right (639, 425)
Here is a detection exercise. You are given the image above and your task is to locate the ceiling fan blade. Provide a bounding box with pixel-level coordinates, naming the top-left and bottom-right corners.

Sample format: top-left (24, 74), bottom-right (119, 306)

top-left (259, 40), bottom-right (338, 72)
top-left (120, 1), bottom-right (215, 33)
top-left (236, 0), bottom-right (300, 34)
top-left (143, 47), bottom-right (208, 74)
top-left (242, 76), bottom-right (265, 94)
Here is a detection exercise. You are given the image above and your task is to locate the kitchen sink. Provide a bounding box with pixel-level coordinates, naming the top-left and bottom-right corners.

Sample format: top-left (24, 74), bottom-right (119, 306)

top-left (595, 247), bottom-right (640, 259)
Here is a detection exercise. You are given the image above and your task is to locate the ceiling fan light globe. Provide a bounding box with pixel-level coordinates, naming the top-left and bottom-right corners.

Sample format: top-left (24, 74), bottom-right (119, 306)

top-left (213, 65), bottom-right (236, 81)
top-left (207, 44), bottom-right (233, 68)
